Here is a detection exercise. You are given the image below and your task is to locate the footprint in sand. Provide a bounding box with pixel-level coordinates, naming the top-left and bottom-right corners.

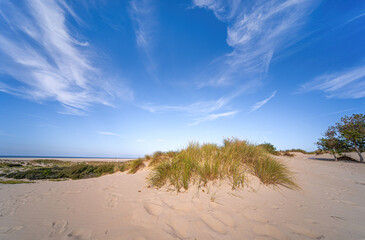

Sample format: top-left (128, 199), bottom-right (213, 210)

top-left (200, 214), bottom-right (227, 234)
top-left (171, 202), bottom-right (194, 213)
top-left (0, 226), bottom-right (23, 234)
top-left (355, 181), bottom-right (365, 186)
top-left (143, 203), bottom-right (163, 216)
top-left (213, 212), bottom-right (236, 227)
top-left (243, 209), bottom-right (269, 223)
top-left (61, 190), bottom-right (82, 195)
top-left (253, 224), bottom-right (287, 240)
top-left (102, 185), bottom-right (118, 192)
top-left (106, 193), bottom-right (122, 208)
top-left (286, 223), bottom-right (324, 239)
top-left (166, 218), bottom-right (192, 239)
top-left (67, 228), bottom-right (93, 240)
top-left (49, 220), bottom-right (68, 237)
top-left (304, 218), bottom-right (319, 224)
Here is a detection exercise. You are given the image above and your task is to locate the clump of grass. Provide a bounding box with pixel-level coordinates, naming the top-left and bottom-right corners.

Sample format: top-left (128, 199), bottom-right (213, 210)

top-left (0, 179), bottom-right (34, 184)
top-left (146, 138), bottom-right (297, 192)
top-left (277, 150), bottom-right (295, 157)
top-left (252, 156), bottom-right (298, 189)
top-left (128, 158), bottom-right (145, 174)
top-left (148, 151), bottom-right (176, 167)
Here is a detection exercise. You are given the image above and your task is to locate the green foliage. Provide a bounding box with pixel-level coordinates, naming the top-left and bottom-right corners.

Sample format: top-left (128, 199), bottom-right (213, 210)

top-left (0, 180), bottom-right (34, 184)
top-left (336, 114), bottom-right (365, 162)
top-left (4, 162), bottom-right (120, 180)
top-left (318, 114), bottom-right (365, 162)
top-left (30, 159), bottom-right (71, 165)
top-left (0, 163), bottom-right (23, 168)
top-left (336, 114), bottom-right (365, 147)
top-left (317, 126), bottom-right (348, 161)
top-left (258, 143), bottom-right (278, 155)
top-left (147, 138), bottom-right (297, 192)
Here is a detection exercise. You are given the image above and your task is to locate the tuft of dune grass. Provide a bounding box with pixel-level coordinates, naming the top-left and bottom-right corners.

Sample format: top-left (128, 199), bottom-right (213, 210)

top-left (128, 158), bottom-right (145, 174)
top-left (143, 138), bottom-right (297, 192)
top-left (252, 156), bottom-right (298, 189)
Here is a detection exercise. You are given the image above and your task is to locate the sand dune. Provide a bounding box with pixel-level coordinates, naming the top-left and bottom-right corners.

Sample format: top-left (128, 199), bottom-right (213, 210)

top-left (0, 154), bottom-right (365, 239)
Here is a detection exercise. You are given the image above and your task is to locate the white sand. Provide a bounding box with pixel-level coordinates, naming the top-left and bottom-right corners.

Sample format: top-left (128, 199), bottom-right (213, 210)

top-left (1, 154), bottom-right (365, 240)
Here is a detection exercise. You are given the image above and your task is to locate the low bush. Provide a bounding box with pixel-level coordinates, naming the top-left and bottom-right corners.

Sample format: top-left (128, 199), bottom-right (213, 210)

top-left (258, 143), bottom-right (279, 155)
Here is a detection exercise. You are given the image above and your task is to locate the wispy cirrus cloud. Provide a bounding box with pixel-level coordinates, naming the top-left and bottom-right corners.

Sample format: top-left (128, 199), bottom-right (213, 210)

top-left (299, 65), bottom-right (365, 99)
top-left (0, 0), bottom-right (132, 115)
top-left (129, 0), bottom-right (158, 80)
top-left (140, 84), bottom-right (250, 115)
top-left (98, 131), bottom-right (120, 136)
top-left (250, 91), bottom-right (277, 112)
top-left (193, 0), bottom-right (316, 87)
top-left (141, 96), bottom-right (232, 115)
top-left (140, 83), bottom-right (253, 125)
top-left (190, 111), bottom-right (238, 126)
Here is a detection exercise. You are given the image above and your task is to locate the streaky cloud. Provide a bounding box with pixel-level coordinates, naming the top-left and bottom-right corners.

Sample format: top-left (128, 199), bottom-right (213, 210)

top-left (140, 84), bottom-right (250, 116)
top-left (129, 0), bottom-right (158, 80)
top-left (299, 65), bottom-right (365, 99)
top-left (190, 111), bottom-right (238, 126)
top-left (250, 91), bottom-right (277, 112)
top-left (98, 131), bottom-right (120, 136)
top-left (0, 0), bottom-right (132, 115)
top-left (193, 0), bottom-right (316, 87)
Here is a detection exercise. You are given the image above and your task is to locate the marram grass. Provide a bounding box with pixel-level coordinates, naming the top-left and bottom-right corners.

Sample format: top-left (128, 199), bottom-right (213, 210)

top-left (138, 138), bottom-right (298, 191)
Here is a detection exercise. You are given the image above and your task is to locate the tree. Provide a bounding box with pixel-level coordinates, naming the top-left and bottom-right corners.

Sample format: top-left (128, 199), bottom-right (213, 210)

top-left (336, 114), bottom-right (365, 162)
top-left (317, 126), bottom-right (346, 161)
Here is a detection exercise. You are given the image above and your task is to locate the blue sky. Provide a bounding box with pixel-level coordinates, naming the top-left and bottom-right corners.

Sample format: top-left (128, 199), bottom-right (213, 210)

top-left (0, 0), bottom-right (364, 157)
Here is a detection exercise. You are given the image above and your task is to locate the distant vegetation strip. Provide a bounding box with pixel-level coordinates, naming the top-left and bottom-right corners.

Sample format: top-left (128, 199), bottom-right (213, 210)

top-left (0, 159), bottom-right (134, 180)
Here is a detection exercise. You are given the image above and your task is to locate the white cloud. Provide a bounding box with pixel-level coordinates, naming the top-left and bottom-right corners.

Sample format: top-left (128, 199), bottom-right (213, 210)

top-left (192, 0), bottom-right (240, 21)
top-left (129, 0), bottom-right (158, 80)
top-left (190, 111), bottom-right (238, 126)
top-left (300, 65), bottom-right (365, 99)
top-left (98, 131), bottom-right (119, 136)
top-left (0, 0), bottom-right (132, 115)
top-left (140, 84), bottom-right (250, 116)
top-left (193, 0), bottom-right (315, 87)
top-left (250, 91), bottom-right (277, 112)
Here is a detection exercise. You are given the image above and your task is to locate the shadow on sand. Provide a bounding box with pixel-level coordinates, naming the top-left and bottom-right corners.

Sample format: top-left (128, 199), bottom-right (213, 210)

top-left (309, 155), bottom-right (362, 163)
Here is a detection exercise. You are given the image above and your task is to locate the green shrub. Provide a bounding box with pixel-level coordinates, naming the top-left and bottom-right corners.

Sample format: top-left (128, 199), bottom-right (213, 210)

top-left (258, 143), bottom-right (278, 155)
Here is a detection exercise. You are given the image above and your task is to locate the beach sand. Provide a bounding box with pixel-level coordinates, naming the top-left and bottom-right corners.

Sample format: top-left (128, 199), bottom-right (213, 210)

top-left (0, 153), bottom-right (365, 240)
